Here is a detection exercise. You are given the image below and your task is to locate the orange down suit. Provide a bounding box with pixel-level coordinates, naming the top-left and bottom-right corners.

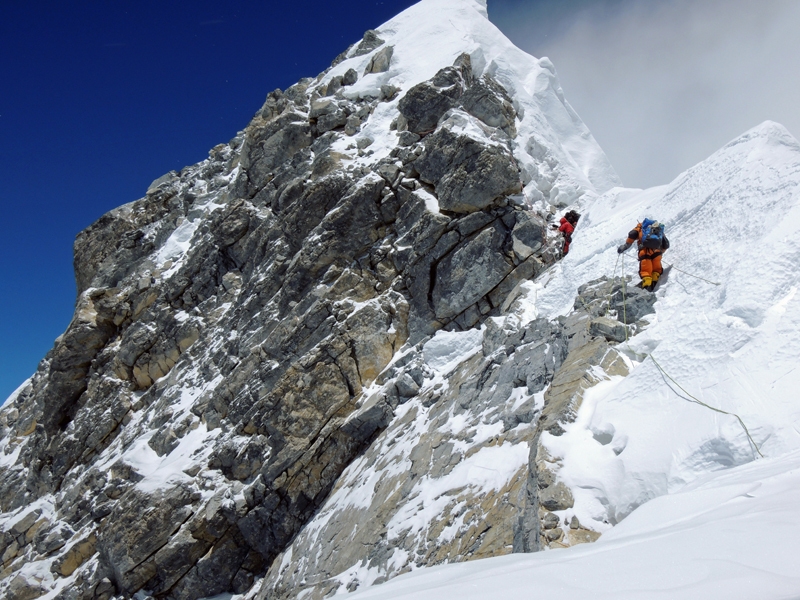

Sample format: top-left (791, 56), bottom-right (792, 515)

top-left (625, 223), bottom-right (670, 280)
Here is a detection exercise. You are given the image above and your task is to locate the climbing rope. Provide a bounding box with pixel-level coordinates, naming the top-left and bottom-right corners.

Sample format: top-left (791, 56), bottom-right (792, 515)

top-left (621, 251), bottom-right (629, 340)
top-left (613, 257), bottom-right (762, 459)
top-left (648, 353), bottom-right (764, 458)
top-left (601, 254), bottom-right (622, 318)
top-left (663, 261), bottom-right (721, 286)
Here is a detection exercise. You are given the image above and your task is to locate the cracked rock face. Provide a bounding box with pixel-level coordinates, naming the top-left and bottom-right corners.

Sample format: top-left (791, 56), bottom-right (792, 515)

top-left (0, 13), bottom-right (619, 600)
top-left (258, 276), bottom-right (639, 597)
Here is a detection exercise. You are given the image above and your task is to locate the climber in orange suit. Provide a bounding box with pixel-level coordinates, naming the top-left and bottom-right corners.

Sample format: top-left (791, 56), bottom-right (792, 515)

top-left (617, 218), bottom-right (670, 291)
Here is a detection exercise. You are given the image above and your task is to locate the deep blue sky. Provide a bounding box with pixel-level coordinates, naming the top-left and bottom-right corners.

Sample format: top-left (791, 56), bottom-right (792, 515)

top-left (4, 0), bottom-right (797, 400)
top-left (1, 0), bottom-right (429, 399)
top-left (3, 0), bottom-right (589, 401)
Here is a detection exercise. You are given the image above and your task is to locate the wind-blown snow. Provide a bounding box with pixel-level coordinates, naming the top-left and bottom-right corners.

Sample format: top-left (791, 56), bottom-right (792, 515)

top-left (321, 0), bottom-right (620, 204)
top-left (422, 328), bottom-right (484, 374)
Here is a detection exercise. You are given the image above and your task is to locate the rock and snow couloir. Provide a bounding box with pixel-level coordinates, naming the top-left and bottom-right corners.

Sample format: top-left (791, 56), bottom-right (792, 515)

top-left (2, 0), bottom-right (800, 599)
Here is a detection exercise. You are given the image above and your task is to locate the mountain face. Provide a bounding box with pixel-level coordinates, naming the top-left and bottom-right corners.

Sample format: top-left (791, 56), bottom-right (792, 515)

top-left (4, 1), bottom-right (800, 599)
top-left (0, 1), bottom-right (624, 599)
top-left (336, 119), bottom-right (800, 600)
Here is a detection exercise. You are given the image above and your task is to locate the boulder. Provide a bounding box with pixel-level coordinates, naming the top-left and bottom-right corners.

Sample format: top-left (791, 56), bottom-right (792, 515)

top-left (589, 316), bottom-right (629, 343)
top-left (539, 480), bottom-right (574, 511)
top-left (7, 575), bottom-right (45, 600)
top-left (511, 211), bottom-right (546, 260)
top-left (414, 125), bottom-right (521, 213)
top-left (397, 67), bottom-right (465, 133)
top-left (610, 285), bottom-right (657, 324)
top-left (461, 76), bottom-right (517, 136)
top-left (342, 68), bottom-right (358, 86)
top-left (364, 46), bottom-right (394, 74)
top-left (351, 30), bottom-right (385, 57)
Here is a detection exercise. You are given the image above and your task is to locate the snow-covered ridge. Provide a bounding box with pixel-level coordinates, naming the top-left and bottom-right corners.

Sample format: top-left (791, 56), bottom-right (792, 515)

top-left (529, 120), bottom-right (800, 525)
top-left (318, 0), bottom-right (621, 205)
top-left (343, 119), bottom-right (800, 599)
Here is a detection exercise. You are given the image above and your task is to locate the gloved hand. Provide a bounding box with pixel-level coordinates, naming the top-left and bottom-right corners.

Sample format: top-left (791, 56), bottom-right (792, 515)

top-left (617, 243), bottom-right (630, 254)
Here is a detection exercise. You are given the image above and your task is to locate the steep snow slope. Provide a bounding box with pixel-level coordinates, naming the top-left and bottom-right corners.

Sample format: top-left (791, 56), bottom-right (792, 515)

top-left (347, 449), bottom-right (800, 600)
top-left (530, 120), bottom-right (800, 530)
top-left (342, 120), bottom-right (800, 600)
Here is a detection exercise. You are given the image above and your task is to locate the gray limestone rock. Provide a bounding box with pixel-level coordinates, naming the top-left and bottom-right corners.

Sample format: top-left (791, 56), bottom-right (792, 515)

top-left (324, 75), bottom-right (343, 96)
top-left (461, 75), bottom-right (517, 136)
top-left (511, 211), bottom-right (546, 260)
top-left (7, 574), bottom-right (45, 600)
top-left (380, 84), bottom-right (400, 101)
top-left (589, 316), bottom-right (629, 343)
top-left (239, 112), bottom-right (312, 191)
top-left (414, 125), bottom-right (521, 213)
top-left (431, 223), bottom-right (512, 319)
top-left (351, 30), bottom-right (385, 58)
top-left (316, 109), bottom-right (348, 134)
top-left (147, 171), bottom-right (179, 196)
top-left (395, 373), bottom-right (421, 398)
top-left (398, 69), bottom-right (465, 133)
top-left (364, 45), bottom-right (394, 74)
top-left (342, 68), bottom-right (358, 86)
top-left (397, 131), bottom-right (420, 147)
top-left (345, 115), bottom-right (361, 136)
top-left (539, 481), bottom-right (574, 511)
top-left (611, 285), bottom-right (657, 324)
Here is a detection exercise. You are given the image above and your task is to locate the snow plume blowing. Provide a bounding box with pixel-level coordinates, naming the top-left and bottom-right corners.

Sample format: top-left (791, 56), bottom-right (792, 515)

top-left (2, 0), bottom-right (800, 599)
top-left (492, 0), bottom-right (800, 188)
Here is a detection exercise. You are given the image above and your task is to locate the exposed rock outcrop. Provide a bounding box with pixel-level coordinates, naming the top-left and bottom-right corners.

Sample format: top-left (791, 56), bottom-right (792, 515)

top-left (259, 276), bottom-right (645, 597)
top-left (0, 3), bottom-right (622, 598)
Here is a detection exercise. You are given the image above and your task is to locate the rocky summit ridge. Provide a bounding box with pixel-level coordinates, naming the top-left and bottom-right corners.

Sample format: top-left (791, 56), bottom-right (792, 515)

top-left (0, 1), bottom-right (628, 599)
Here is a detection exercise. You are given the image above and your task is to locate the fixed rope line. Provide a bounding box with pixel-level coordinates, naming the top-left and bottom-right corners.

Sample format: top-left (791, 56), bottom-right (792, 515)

top-left (621, 251), bottom-right (629, 341)
top-left (648, 353), bottom-right (764, 459)
top-left (614, 262), bottom-right (763, 459)
top-left (663, 261), bottom-right (721, 286)
top-left (602, 254), bottom-right (622, 318)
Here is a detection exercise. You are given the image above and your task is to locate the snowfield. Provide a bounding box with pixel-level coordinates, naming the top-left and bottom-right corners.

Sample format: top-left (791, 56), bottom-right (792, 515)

top-left (348, 448), bottom-right (800, 600)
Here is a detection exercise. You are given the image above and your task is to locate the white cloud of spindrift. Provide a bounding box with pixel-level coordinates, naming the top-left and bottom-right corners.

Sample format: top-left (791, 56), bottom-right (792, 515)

top-left (490, 0), bottom-right (800, 188)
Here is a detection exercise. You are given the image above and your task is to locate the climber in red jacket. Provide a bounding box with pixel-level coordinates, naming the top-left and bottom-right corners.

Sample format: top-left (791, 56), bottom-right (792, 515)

top-left (557, 210), bottom-right (580, 255)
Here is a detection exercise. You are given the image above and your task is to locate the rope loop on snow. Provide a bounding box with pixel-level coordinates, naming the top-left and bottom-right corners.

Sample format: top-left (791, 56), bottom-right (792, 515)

top-left (614, 263), bottom-right (763, 459)
top-left (647, 354), bottom-right (764, 459)
top-left (663, 261), bottom-right (721, 286)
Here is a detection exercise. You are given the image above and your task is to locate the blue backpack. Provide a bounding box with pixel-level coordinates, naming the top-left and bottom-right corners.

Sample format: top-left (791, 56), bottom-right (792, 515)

top-left (640, 218), bottom-right (665, 249)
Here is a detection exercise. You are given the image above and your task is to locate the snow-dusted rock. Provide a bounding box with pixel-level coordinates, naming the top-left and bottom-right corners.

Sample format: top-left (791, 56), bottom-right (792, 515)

top-left (0, 1), bottom-right (626, 598)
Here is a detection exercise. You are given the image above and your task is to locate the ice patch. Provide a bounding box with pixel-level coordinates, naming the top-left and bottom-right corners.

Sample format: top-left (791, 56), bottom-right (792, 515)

top-left (422, 328), bottom-right (484, 374)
